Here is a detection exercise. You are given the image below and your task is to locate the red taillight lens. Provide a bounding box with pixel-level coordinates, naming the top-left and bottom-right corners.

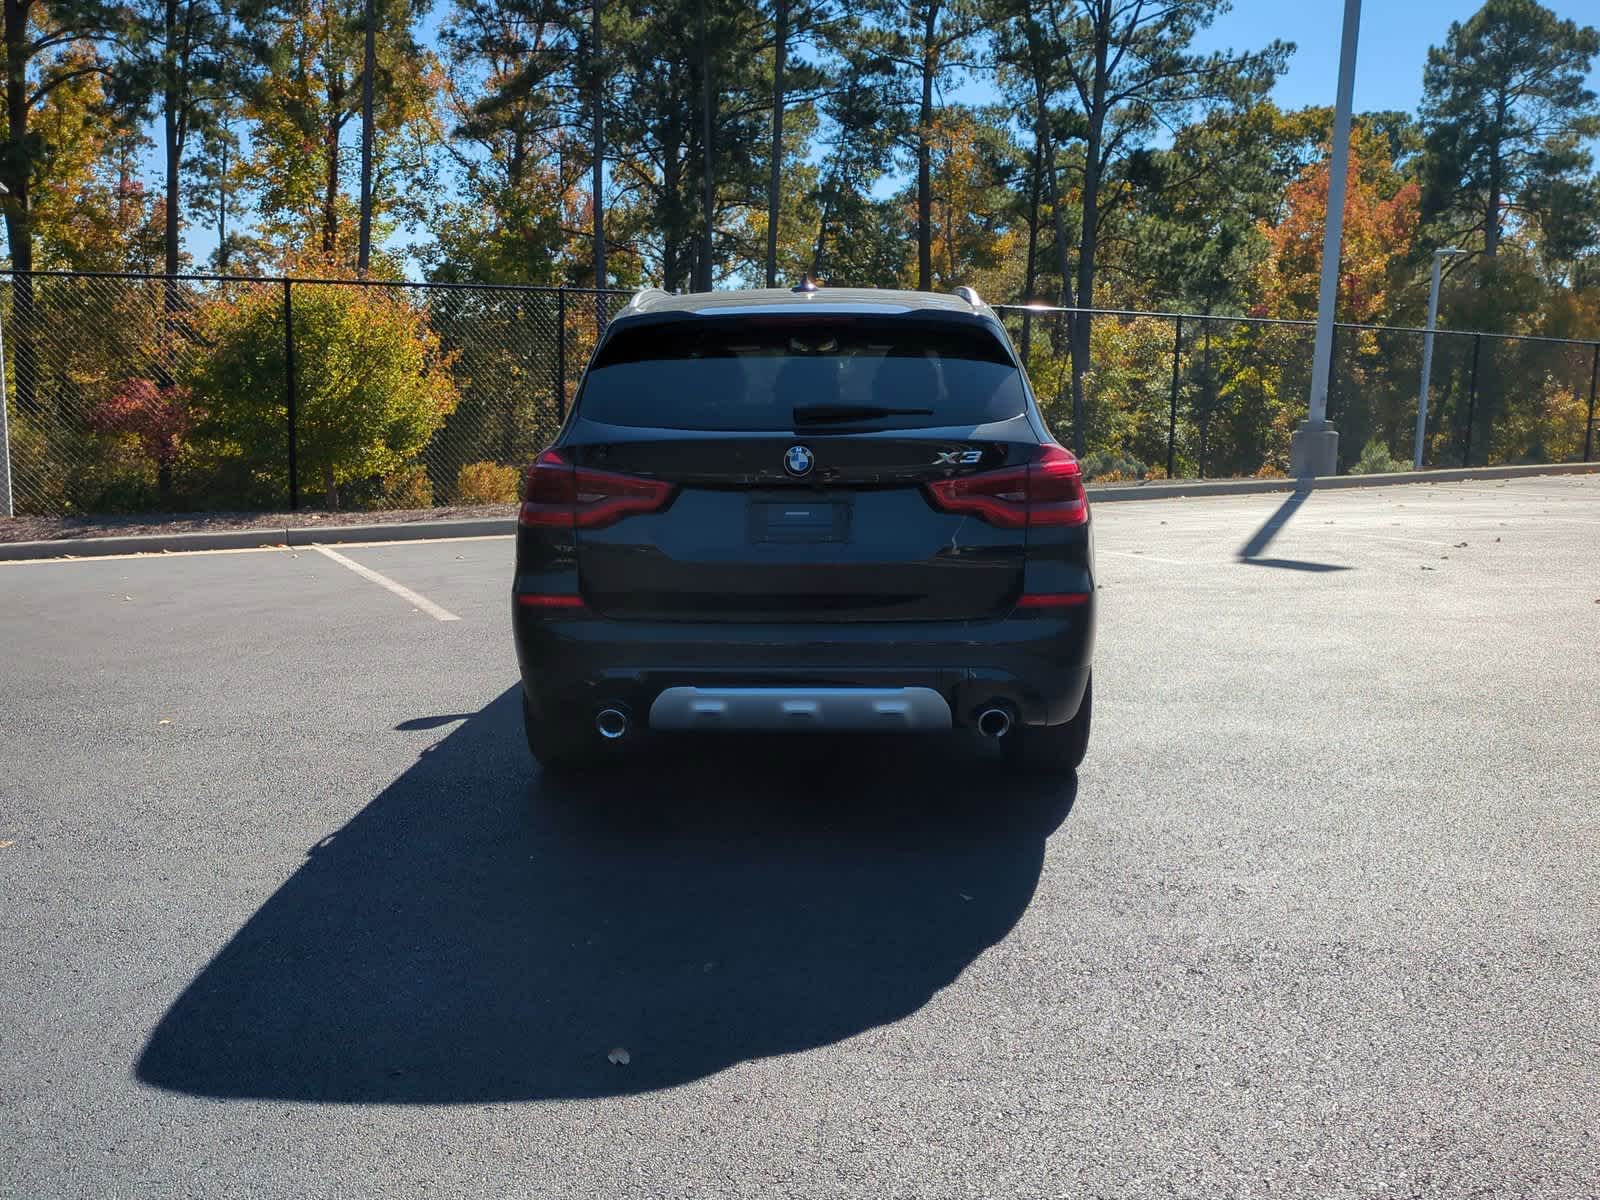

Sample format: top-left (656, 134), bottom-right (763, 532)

top-left (1015, 592), bottom-right (1091, 608)
top-left (519, 450), bottom-right (577, 526)
top-left (924, 465), bottom-right (1030, 528)
top-left (924, 445), bottom-right (1088, 529)
top-left (1027, 444), bottom-right (1089, 527)
top-left (516, 592), bottom-right (586, 610)
top-left (518, 449), bottom-right (677, 530)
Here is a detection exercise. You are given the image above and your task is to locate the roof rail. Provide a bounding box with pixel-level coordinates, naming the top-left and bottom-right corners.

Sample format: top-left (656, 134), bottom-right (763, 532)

top-left (951, 286), bottom-right (982, 307)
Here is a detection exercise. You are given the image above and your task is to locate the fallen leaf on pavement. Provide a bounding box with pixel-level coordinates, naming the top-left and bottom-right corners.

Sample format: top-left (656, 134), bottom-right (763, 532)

top-left (0, 840), bottom-right (14, 849)
top-left (158, 719), bottom-right (171, 726)
top-left (607, 1046), bottom-right (631, 1066)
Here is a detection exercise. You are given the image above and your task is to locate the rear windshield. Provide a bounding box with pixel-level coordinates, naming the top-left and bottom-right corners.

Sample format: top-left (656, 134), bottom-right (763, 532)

top-left (576, 317), bottom-right (1026, 431)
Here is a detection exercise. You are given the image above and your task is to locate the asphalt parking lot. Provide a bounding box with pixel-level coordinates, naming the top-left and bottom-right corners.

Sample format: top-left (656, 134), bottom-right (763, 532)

top-left (2, 474), bottom-right (1598, 1198)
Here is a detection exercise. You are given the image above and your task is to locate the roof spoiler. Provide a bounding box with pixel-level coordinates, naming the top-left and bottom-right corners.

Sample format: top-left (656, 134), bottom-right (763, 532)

top-left (622, 287), bottom-right (672, 313)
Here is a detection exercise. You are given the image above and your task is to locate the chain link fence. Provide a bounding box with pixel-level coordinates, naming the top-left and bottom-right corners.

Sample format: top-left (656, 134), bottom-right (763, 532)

top-left (998, 305), bottom-right (1600, 481)
top-left (0, 271), bottom-right (629, 517)
top-left (3, 276), bottom-right (1597, 517)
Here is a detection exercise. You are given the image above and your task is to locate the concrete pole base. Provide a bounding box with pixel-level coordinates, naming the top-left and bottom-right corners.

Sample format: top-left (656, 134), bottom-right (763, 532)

top-left (1290, 421), bottom-right (1340, 479)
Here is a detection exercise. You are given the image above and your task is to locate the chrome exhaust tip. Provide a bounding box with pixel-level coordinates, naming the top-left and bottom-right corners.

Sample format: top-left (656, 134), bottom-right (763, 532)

top-left (595, 707), bottom-right (630, 740)
top-left (976, 707), bottom-right (1013, 739)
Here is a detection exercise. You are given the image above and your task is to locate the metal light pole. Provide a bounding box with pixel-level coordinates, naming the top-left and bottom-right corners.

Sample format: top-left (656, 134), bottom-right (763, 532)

top-left (0, 178), bottom-right (13, 518)
top-left (1414, 247), bottom-right (1464, 469)
top-left (1292, 0), bottom-right (1362, 479)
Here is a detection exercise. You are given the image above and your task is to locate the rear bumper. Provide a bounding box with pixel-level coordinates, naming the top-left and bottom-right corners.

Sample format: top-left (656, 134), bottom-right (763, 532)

top-left (650, 686), bottom-right (954, 732)
top-left (513, 603), bottom-right (1094, 731)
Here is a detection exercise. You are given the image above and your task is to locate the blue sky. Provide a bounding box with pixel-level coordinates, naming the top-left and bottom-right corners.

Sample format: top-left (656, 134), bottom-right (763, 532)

top-left (903, 1), bottom-right (1600, 209)
top-left (173, 0), bottom-right (1600, 273)
top-left (940, 0), bottom-right (1600, 121)
top-left (1193, 0), bottom-right (1600, 115)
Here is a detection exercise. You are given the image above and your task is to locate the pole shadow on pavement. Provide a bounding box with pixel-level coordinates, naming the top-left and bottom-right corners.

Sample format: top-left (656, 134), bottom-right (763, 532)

top-left (1236, 486), bottom-right (1350, 573)
top-left (136, 687), bottom-right (1076, 1103)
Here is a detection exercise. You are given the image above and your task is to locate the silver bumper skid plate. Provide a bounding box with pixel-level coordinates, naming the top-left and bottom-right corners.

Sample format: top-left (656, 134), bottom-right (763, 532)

top-left (648, 686), bottom-right (953, 732)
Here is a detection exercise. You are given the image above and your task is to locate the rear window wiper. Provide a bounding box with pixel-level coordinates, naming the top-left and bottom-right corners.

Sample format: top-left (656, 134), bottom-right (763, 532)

top-left (792, 404), bottom-right (935, 424)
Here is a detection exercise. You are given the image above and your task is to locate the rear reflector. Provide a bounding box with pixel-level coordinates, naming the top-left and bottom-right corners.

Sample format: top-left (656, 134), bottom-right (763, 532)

top-left (519, 448), bottom-right (677, 530)
top-left (924, 444), bottom-right (1088, 528)
top-left (516, 593), bottom-right (586, 610)
top-left (1015, 592), bottom-right (1091, 609)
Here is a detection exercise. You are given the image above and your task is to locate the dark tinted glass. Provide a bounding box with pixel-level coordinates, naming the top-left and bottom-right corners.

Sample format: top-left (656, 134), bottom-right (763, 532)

top-left (576, 317), bottom-right (1026, 431)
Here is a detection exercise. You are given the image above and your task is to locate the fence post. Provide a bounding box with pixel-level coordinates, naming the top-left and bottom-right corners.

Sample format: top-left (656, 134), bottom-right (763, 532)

top-left (555, 289), bottom-right (567, 421)
top-left (1167, 315), bottom-right (1182, 479)
top-left (283, 279), bottom-right (299, 511)
top-left (1463, 332), bottom-right (1481, 468)
top-left (1585, 343), bottom-right (1599, 464)
top-left (0, 296), bottom-right (12, 518)
top-left (1198, 317), bottom-right (1212, 479)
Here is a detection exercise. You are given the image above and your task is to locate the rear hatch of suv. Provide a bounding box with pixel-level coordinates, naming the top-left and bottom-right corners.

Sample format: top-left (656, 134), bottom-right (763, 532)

top-left (551, 312), bottom-right (1044, 623)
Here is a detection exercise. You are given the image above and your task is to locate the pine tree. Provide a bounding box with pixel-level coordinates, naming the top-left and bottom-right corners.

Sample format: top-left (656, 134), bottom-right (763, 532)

top-left (244, 0), bottom-right (438, 267)
top-left (2, 0), bottom-right (124, 411)
top-left (1053, 0), bottom-right (1287, 454)
top-left (116, 0), bottom-right (245, 280)
top-left (1420, 0), bottom-right (1600, 263)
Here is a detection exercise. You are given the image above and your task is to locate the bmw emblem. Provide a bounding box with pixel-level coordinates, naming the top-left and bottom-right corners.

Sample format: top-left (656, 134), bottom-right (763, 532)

top-left (784, 445), bottom-right (815, 477)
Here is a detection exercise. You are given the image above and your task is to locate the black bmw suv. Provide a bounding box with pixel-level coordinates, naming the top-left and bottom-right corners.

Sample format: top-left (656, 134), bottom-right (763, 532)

top-left (512, 285), bottom-right (1095, 772)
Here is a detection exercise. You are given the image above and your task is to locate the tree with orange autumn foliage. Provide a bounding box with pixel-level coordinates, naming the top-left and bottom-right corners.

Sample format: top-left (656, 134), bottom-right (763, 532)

top-left (923, 107), bottom-right (1022, 293)
top-left (1255, 126), bottom-right (1420, 324)
top-left (1242, 127), bottom-right (1424, 469)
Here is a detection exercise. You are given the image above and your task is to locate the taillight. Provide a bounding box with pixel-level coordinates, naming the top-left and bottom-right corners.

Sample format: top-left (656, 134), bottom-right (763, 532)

top-left (516, 592), bottom-right (586, 610)
top-left (518, 449), bottom-right (677, 530)
top-left (1015, 592), bottom-right (1091, 608)
top-left (924, 444), bottom-right (1088, 528)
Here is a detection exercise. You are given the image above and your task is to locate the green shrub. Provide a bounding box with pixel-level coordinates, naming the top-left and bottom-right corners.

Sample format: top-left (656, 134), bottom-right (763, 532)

top-left (81, 470), bottom-right (163, 514)
top-left (455, 460), bottom-right (519, 505)
top-left (335, 462), bottom-right (436, 510)
top-left (1348, 436), bottom-right (1408, 476)
top-left (188, 283), bottom-right (458, 509)
top-left (180, 453), bottom-right (284, 512)
top-left (1079, 450), bottom-right (1148, 482)
top-left (383, 464), bottom-right (435, 509)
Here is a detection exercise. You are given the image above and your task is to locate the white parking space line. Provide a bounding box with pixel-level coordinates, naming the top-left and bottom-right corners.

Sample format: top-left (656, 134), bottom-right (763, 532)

top-left (1098, 549), bottom-right (1194, 566)
top-left (0, 533), bottom-right (512, 567)
top-left (1404, 483), bottom-right (1599, 501)
top-left (1338, 531), bottom-right (1461, 549)
top-left (1515, 514), bottom-right (1600, 527)
top-left (311, 544), bottom-right (461, 622)
top-left (321, 533), bottom-right (513, 549)
top-left (0, 544), bottom-right (293, 566)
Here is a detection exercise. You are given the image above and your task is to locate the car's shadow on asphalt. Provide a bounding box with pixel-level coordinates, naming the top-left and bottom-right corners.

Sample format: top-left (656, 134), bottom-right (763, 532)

top-left (136, 686), bottom-right (1076, 1103)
